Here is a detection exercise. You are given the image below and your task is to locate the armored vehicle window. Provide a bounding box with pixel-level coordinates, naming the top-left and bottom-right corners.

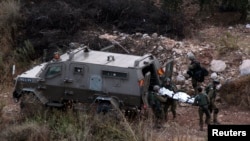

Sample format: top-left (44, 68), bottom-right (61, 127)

top-left (102, 70), bottom-right (128, 79)
top-left (74, 67), bottom-right (83, 74)
top-left (45, 66), bottom-right (62, 78)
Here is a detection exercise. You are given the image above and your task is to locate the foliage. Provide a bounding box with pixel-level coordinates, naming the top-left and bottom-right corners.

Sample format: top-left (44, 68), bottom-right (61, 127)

top-left (0, 0), bottom-right (22, 84)
top-left (219, 75), bottom-right (250, 109)
top-left (0, 108), bottom-right (208, 141)
top-left (0, 122), bottom-right (49, 141)
top-left (162, 0), bottom-right (183, 12)
top-left (14, 40), bottom-right (35, 65)
top-left (219, 0), bottom-right (249, 20)
top-left (216, 32), bottom-right (239, 55)
top-left (0, 0), bottom-right (21, 50)
top-left (220, 0), bottom-right (248, 11)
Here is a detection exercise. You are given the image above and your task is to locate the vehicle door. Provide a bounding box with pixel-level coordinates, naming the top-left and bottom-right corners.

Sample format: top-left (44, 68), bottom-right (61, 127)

top-left (164, 59), bottom-right (174, 81)
top-left (63, 63), bottom-right (89, 100)
top-left (38, 62), bottom-right (66, 100)
top-left (142, 72), bottom-right (151, 108)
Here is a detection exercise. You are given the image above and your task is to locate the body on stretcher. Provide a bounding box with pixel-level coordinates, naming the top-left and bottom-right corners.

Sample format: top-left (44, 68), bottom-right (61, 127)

top-left (158, 87), bottom-right (195, 104)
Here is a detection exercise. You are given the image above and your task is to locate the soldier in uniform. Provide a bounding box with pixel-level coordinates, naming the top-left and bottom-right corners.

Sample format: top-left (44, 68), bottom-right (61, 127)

top-left (206, 78), bottom-right (220, 124)
top-left (162, 78), bottom-right (178, 122)
top-left (193, 87), bottom-right (211, 131)
top-left (148, 85), bottom-right (166, 128)
top-left (186, 52), bottom-right (201, 95)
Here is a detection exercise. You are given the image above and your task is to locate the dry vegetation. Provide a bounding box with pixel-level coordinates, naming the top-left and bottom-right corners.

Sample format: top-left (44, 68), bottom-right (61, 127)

top-left (0, 108), bottom-right (208, 141)
top-left (220, 75), bottom-right (250, 109)
top-left (0, 0), bottom-right (250, 141)
top-left (0, 0), bottom-right (22, 83)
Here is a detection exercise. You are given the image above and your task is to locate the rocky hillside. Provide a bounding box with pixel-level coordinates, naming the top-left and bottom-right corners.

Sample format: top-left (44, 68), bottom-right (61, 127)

top-left (88, 23), bottom-right (250, 107)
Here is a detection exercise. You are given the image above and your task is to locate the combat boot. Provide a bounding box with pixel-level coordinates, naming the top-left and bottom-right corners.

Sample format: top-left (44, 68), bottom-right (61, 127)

top-left (213, 119), bottom-right (220, 125)
top-left (173, 111), bottom-right (176, 119)
top-left (172, 113), bottom-right (176, 122)
top-left (213, 114), bottom-right (220, 124)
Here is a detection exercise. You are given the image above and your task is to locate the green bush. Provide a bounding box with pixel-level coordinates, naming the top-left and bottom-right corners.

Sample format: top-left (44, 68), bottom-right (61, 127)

top-left (216, 32), bottom-right (239, 55)
top-left (14, 40), bottom-right (35, 65)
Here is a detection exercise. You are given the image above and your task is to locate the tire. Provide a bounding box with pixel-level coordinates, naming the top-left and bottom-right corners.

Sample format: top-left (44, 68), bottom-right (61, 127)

top-left (20, 92), bottom-right (46, 118)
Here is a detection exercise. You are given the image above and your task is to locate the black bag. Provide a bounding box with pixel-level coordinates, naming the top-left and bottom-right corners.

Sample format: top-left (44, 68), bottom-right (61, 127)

top-left (193, 67), bottom-right (208, 82)
top-left (202, 67), bottom-right (208, 76)
top-left (188, 61), bottom-right (208, 82)
top-left (193, 69), bottom-right (204, 82)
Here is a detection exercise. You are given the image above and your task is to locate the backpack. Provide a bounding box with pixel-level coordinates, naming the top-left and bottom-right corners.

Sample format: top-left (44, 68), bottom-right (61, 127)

top-left (188, 61), bottom-right (208, 82)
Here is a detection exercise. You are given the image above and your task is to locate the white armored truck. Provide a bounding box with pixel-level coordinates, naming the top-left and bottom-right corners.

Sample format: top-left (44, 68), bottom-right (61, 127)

top-left (12, 45), bottom-right (173, 115)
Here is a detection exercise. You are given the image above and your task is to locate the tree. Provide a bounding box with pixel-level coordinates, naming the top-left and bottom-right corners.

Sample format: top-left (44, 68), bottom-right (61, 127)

top-left (220, 0), bottom-right (249, 21)
top-left (161, 0), bottom-right (183, 13)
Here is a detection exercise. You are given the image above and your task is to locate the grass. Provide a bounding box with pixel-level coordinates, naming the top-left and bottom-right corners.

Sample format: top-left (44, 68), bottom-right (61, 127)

top-left (0, 0), bottom-right (22, 84)
top-left (14, 40), bottom-right (35, 65)
top-left (219, 75), bottom-right (250, 109)
top-left (0, 107), bottom-right (208, 141)
top-left (0, 0), bottom-right (21, 50)
top-left (216, 32), bottom-right (239, 55)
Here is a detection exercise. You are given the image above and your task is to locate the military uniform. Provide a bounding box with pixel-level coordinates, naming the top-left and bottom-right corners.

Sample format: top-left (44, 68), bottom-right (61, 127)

top-left (187, 59), bottom-right (201, 95)
top-left (148, 85), bottom-right (165, 128)
top-left (162, 79), bottom-right (178, 121)
top-left (206, 80), bottom-right (220, 124)
top-left (148, 91), bottom-right (163, 119)
top-left (193, 87), bottom-right (211, 131)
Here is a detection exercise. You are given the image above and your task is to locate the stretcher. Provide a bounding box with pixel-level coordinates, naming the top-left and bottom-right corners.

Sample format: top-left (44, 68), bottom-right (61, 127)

top-left (158, 87), bottom-right (195, 104)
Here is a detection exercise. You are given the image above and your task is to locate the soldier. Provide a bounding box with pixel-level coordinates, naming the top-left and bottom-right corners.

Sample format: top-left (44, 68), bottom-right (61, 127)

top-left (148, 85), bottom-right (165, 128)
top-left (186, 52), bottom-right (201, 95)
top-left (162, 78), bottom-right (178, 122)
top-left (193, 87), bottom-right (211, 131)
top-left (206, 78), bottom-right (220, 124)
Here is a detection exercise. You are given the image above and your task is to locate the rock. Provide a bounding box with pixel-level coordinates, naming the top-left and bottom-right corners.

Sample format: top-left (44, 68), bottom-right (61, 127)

top-left (239, 59), bottom-right (250, 76)
top-left (210, 60), bottom-right (226, 72)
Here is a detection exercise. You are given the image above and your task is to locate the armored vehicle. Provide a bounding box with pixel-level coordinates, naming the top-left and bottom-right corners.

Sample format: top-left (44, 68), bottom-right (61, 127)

top-left (12, 45), bottom-right (173, 115)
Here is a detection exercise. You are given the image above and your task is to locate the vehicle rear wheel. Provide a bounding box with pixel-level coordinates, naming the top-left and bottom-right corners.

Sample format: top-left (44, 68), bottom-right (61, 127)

top-left (20, 92), bottom-right (46, 118)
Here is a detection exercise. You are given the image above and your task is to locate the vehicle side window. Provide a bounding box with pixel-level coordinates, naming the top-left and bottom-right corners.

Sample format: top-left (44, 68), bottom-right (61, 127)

top-left (74, 67), bottom-right (83, 75)
top-left (45, 66), bottom-right (61, 78)
top-left (102, 70), bottom-right (128, 79)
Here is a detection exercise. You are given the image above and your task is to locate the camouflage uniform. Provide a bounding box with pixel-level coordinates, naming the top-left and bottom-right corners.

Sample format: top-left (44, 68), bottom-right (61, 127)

top-left (162, 78), bottom-right (178, 121)
top-left (149, 92), bottom-right (163, 118)
top-left (148, 85), bottom-right (165, 128)
top-left (206, 80), bottom-right (220, 124)
top-left (187, 59), bottom-right (201, 95)
top-left (193, 87), bottom-right (211, 131)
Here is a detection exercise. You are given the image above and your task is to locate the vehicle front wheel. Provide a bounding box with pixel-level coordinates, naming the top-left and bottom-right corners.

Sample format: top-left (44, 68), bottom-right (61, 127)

top-left (20, 92), bottom-right (46, 118)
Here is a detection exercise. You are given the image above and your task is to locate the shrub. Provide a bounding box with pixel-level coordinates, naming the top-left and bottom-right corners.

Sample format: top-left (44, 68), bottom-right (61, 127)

top-left (0, 0), bottom-right (21, 84)
top-left (216, 32), bottom-right (239, 55)
top-left (0, 0), bottom-right (21, 50)
top-left (219, 75), bottom-right (250, 109)
top-left (14, 40), bottom-right (35, 64)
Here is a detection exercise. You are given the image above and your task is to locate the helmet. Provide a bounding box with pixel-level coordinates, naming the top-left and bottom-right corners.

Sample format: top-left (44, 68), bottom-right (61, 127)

top-left (197, 86), bottom-right (203, 92)
top-left (165, 78), bottom-right (171, 82)
top-left (153, 85), bottom-right (160, 91)
top-left (210, 72), bottom-right (218, 80)
top-left (187, 52), bottom-right (195, 60)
